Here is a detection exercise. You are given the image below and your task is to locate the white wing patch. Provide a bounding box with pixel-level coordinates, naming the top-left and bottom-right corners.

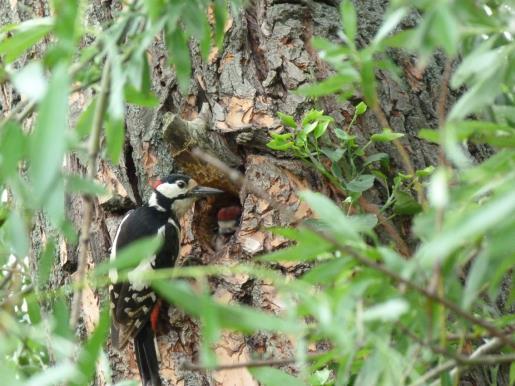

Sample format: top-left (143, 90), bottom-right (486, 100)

top-left (109, 212), bottom-right (131, 283)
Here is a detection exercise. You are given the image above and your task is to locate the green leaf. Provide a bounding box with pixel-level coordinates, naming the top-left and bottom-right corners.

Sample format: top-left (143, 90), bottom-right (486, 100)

top-left (417, 187), bottom-right (515, 267)
top-left (462, 250), bottom-right (488, 310)
top-left (30, 63), bottom-right (69, 204)
top-left (26, 293), bottom-right (42, 324)
top-left (371, 128), bottom-right (405, 142)
top-left (296, 74), bottom-right (357, 97)
top-left (321, 147), bottom-right (345, 162)
top-left (250, 367), bottom-right (305, 386)
top-left (372, 8), bottom-right (408, 45)
top-left (393, 190), bottom-right (422, 215)
top-left (0, 121), bottom-right (26, 178)
top-left (4, 211), bottom-right (29, 257)
top-left (355, 101), bottom-right (367, 115)
top-left (94, 235), bottom-right (163, 277)
top-left (52, 294), bottom-right (73, 339)
top-left (38, 240), bottom-right (55, 290)
top-left (448, 66), bottom-right (504, 121)
top-left (143, 0), bottom-right (165, 22)
top-left (431, 6), bottom-right (459, 56)
top-left (166, 27), bottom-right (192, 93)
top-left (258, 227), bottom-right (334, 262)
top-left (277, 112), bottom-right (297, 128)
top-left (105, 116), bottom-right (125, 164)
top-left (124, 84), bottom-right (159, 107)
top-left (363, 298), bottom-right (408, 322)
top-left (314, 118), bottom-right (332, 138)
top-left (299, 191), bottom-right (363, 242)
top-left (364, 152), bottom-right (388, 166)
top-left (301, 258), bottom-right (350, 284)
top-left (65, 175), bottom-right (107, 196)
top-left (346, 174), bottom-right (375, 193)
top-left (302, 110), bottom-right (324, 126)
top-left (340, 0), bottom-right (357, 47)
top-left (71, 307), bottom-right (110, 386)
top-left (360, 59), bottom-right (377, 107)
top-left (415, 165), bottom-right (435, 178)
top-left (0, 18), bottom-right (53, 63)
top-left (213, 0), bottom-right (228, 49)
top-left (153, 280), bottom-right (299, 334)
top-left (417, 129), bottom-right (439, 143)
top-left (334, 128), bottom-right (356, 142)
top-left (75, 97), bottom-right (96, 138)
top-left (451, 41), bottom-right (498, 88)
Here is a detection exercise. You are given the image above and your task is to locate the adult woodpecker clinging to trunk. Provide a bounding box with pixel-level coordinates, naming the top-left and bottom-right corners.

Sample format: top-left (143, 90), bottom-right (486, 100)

top-left (109, 173), bottom-right (223, 386)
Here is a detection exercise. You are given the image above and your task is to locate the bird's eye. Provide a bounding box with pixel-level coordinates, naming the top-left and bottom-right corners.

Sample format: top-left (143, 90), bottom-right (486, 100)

top-left (177, 181), bottom-right (186, 189)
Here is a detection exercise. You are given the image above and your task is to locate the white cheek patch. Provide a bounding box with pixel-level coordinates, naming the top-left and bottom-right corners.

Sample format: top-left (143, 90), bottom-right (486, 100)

top-left (156, 182), bottom-right (186, 200)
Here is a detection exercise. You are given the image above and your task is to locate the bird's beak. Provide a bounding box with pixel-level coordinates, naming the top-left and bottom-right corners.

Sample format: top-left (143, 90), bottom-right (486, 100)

top-left (188, 186), bottom-right (224, 198)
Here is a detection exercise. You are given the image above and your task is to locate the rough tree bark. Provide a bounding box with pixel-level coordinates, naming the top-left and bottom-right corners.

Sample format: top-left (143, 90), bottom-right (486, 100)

top-left (2, 0), bottom-right (508, 385)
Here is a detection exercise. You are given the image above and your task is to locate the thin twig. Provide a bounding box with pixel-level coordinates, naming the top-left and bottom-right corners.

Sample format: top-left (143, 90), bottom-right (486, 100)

top-left (191, 151), bottom-right (515, 349)
top-left (69, 58), bottom-right (111, 329)
top-left (182, 352), bottom-right (326, 371)
top-left (410, 337), bottom-right (508, 386)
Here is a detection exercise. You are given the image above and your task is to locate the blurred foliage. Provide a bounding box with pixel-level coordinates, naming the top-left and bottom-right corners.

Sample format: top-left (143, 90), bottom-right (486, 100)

top-left (0, 0), bottom-right (514, 385)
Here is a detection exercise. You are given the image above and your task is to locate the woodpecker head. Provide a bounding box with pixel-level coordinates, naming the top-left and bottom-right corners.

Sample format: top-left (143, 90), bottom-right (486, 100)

top-left (216, 205), bottom-right (242, 235)
top-left (149, 174), bottom-right (223, 216)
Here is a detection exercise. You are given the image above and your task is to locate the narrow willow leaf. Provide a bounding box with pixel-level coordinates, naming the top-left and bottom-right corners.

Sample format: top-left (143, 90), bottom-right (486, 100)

top-left (30, 63), bottom-right (69, 204)
top-left (213, 0), bottom-right (227, 49)
top-left (166, 27), bottom-right (192, 93)
top-left (38, 239), bottom-right (56, 289)
top-left (371, 128), bottom-right (405, 142)
top-left (296, 74), bottom-right (357, 97)
top-left (250, 367), bottom-right (306, 386)
top-left (417, 187), bottom-right (515, 267)
top-left (75, 97), bottom-right (97, 138)
top-left (65, 175), bottom-right (107, 196)
top-left (340, 0), bottom-right (357, 47)
top-left (299, 191), bottom-right (362, 242)
top-left (153, 280), bottom-right (300, 334)
top-left (0, 122), bottom-right (26, 178)
top-left (0, 19), bottom-right (53, 63)
top-left (372, 8), bottom-right (408, 45)
top-left (94, 235), bottom-right (162, 277)
top-left (105, 116), bottom-right (125, 164)
top-left (363, 298), bottom-right (408, 322)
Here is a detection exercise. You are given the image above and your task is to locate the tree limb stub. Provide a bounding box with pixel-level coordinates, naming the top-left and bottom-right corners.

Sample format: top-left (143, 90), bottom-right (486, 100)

top-left (162, 103), bottom-right (242, 193)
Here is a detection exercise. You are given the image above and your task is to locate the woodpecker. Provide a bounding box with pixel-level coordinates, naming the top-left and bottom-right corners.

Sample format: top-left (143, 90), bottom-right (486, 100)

top-left (212, 206), bottom-right (242, 251)
top-left (109, 173), bottom-right (223, 386)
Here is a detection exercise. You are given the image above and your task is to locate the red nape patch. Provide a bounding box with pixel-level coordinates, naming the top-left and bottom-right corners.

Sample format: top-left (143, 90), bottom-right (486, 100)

top-left (150, 299), bottom-right (162, 332)
top-left (217, 206), bottom-right (242, 221)
top-left (149, 179), bottom-right (162, 190)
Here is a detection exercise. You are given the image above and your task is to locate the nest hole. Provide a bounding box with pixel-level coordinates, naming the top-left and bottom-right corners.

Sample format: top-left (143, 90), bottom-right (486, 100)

top-left (192, 192), bottom-right (242, 254)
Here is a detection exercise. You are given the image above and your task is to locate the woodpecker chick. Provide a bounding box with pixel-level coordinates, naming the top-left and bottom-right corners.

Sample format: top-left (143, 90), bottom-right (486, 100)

top-left (109, 174), bottom-right (223, 386)
top-left (212, 206), bottom-right (241, 251)
top-left (217, 206), bottom-right (242, 235)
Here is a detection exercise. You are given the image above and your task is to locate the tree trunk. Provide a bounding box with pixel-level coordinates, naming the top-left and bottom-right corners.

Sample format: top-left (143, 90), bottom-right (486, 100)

top-left (4, 0), bottom-right (506, 385)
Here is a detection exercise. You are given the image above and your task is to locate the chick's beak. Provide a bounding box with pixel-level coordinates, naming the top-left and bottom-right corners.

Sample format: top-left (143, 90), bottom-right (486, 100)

top-left (188, 186), bottom-right (224, 198)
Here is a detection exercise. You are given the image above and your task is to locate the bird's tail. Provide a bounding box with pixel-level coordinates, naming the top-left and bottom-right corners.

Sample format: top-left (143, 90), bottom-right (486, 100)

top-left (134, 324), bottom-right (162, 386)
